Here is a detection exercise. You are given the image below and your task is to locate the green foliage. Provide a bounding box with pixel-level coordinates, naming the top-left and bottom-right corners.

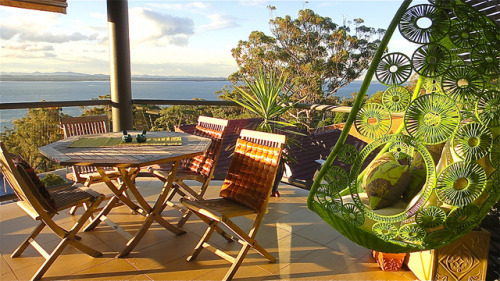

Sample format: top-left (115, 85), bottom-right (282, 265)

top-left (230, 8), bottom-right (385, 129)
top-left (367, 91), bottom-right (384, 104)
top-left (80, 95), bottom-right (161, 131)
top-left (40, 173), bottom-right (67, 187)
top-left (0, 107), bottom-right (65, 172)
top-left (152, 99), bottom-right (214, 131)
top-left (232, 70), bottom-right (299, 133)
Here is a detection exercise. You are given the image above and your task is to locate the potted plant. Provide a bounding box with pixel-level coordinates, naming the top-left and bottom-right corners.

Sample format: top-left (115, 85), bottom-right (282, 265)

top-left (231, 69), bottom-right (302, 197)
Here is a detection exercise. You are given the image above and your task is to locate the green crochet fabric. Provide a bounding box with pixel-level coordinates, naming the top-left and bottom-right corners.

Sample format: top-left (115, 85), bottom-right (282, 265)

top-left (308, 0), bottom-right (500, 253)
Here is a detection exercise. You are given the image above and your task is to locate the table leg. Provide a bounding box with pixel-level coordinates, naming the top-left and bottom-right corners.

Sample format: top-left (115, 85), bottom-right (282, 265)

top-left (84, 167), bottom-right (144, 231)
top-left (117, 160), bottom-right (186, 257)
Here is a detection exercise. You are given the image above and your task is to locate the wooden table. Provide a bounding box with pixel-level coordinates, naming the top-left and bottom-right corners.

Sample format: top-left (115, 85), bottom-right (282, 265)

top-left (39, 131), bottom-right (211, 257)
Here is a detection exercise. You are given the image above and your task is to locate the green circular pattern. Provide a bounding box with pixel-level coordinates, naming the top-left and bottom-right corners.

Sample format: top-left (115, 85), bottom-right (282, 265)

top-left (315, 188), bottom-right (331, 204)
top-left (372, 223), bottom-right (399, 241)
top-left (355, 103), bottom-right (392, 140)
top-left (326, 200), bottom-right (343, 214)
top-left (449, 23), bottom-right (480, 49)
top-left (471, 45), bottom-right (500, 77)
top-left (337, 144), bottom-right (359, 165)
top-left (452, 5), bottom-right (488, 29)
top-left (423, 76), bottom-right (444, 94)
top-left (415, 206), bottom-right (446, 228)
top-left (483, 25), bottom-right (500, 45)
top-left (428, 0), bottom-right (456, 8)
top-left (436, 161), bottom-right (487, 207)
top-left (376, 53), bottom-right (412, 85)
top-left (323, 166), bottom-right (349, 194)
top-left (382, 86), bottom-right (411, 113)
top-left (490, 136), bottom-right (500, 170)
top-left (486, 170), bottom-right (500, 195)
top-left (412, 43), bottom-right (451, 78)
top-left (388, 141), bottom-right (414, 158)
top-left (398, 224), bottom-right (426, 243)
top-left (476, 90), bottom-right (500, 127)
top-left (442, 66), bottom-right (484, 103)
top-left (342, 203), bottom-right (365, 227)
top-left (445, 205), bottom-right (480, 233)
top-left (349, 134), bottom-right (437, 223)
top-left (452, 122), bottom-right (492, 162)
top-left (405, 94), bottom-right (460, 145)
top-left (423, 229), bottom-right (456, 248)
top-left (399, 4), bottom-right (450, 44)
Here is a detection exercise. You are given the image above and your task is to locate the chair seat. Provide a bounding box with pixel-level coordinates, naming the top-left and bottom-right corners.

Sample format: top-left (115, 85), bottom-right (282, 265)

top-left (151, 167), bottom-right (206, 182)
top-left (181, 198), bottom-right (256, 220)
top-left (51, 185), bottom-right (102, 211)
top-left (66, 169), bottom-right (122, 184)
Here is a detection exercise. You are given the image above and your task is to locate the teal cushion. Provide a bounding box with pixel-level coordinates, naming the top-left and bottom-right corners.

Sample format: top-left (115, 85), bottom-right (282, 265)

top-left (363, 152), bottom-right (410, 210)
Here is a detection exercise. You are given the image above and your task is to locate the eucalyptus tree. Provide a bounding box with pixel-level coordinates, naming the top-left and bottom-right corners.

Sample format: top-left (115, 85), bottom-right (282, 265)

top-left (230, 9), bottom-right (385, 130)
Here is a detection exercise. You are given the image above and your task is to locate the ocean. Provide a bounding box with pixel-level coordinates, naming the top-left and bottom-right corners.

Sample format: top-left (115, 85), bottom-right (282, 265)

top-left (0, 80), bottom-right (387, 132)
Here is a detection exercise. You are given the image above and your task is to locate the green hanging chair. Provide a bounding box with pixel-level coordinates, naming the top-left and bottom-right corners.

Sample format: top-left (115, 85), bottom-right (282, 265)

top-left (308, 0), bottom-right (500, 253)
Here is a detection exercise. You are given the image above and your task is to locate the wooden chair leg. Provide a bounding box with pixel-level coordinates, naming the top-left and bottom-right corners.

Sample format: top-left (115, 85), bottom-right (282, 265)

top-left (84, 194), bottom-right (120, 232)
top-left (32, 196), bottom-right (103, 280)
top-left (11, 222), bottom-right (45, 258)
top-left (187, 220), bottom-right (217, 261)
top-left (32, 238), bottom-right (70, 281)
top-left (223, 243), bottom-right (252, 281)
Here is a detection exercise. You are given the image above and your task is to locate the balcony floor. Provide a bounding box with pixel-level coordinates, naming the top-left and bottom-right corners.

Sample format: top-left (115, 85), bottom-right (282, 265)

top-left (1, 178), bottom-right (418, 280)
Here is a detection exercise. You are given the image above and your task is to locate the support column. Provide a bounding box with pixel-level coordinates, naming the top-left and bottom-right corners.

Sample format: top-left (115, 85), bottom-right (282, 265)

top-left (107, 0), bottom-right (133, 131)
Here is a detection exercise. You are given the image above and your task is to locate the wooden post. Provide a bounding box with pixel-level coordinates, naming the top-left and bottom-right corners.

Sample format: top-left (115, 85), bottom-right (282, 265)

top-left (107, 0), bottom-right (133, 131)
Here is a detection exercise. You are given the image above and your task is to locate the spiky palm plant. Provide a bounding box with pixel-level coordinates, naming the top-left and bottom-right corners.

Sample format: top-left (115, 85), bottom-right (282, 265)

top-left (232, 69), bottom-right (299, 134)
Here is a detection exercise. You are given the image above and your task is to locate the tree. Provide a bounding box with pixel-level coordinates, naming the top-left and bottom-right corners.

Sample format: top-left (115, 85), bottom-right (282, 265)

top-left (0, 106), bottom-right (66, 172)
top-left (230, 9), bottom-right (385, 130)
top-left (80, 94), bottom-right (161, 131)
top-left (151, 99), bottom-right (214, 131)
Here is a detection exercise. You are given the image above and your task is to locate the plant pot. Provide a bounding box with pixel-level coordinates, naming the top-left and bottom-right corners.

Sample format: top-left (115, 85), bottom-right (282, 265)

top-left (406, 229), bottom-right (491, 281)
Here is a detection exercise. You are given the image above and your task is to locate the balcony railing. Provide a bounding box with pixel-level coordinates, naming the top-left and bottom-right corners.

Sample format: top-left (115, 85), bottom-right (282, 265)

top-left (0, 98), bottom-right (363, 202)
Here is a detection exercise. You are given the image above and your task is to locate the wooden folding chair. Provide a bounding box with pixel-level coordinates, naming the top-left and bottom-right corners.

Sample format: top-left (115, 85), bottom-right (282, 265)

top-left (150, 116), bottom-right (229, 227)
top-left (60, 115), bottom-right (121, 187)
top-left (0, 142), bottom-right (105, 281)
top-left (180, 129), bottom-right (286, 281)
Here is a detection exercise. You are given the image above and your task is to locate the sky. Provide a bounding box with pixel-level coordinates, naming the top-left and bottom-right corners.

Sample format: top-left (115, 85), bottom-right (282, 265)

top-left (0, 0), bottom-right (426, 78)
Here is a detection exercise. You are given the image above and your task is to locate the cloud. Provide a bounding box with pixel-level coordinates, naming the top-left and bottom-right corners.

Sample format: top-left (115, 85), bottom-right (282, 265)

top-left (200, 14), bottom-right (241, 32)
top-left (21, 31), bottom-right (99, 43)
top-left (129, 8), bottom-right (195, 46)
top-left (0, 25), bottom-right (18, 40)
top-left (3, 43), bottom-right (54, 52)
top-left (0, 21), bottom-right (100, 43)
top-left (148, 2), bottom-right (212, 14)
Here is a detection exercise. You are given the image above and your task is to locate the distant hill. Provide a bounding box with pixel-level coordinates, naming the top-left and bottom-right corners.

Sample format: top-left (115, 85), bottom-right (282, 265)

top-left (0, 72), bottom-right (228, 82)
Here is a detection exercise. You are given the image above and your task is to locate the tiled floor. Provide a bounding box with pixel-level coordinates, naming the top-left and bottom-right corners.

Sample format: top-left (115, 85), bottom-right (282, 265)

top-left (1, 178), bottom-right (418, 280)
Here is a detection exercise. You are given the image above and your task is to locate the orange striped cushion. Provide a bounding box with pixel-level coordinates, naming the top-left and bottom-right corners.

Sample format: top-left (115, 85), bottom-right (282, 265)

top-left (219, 139), bottom-right (281, 212)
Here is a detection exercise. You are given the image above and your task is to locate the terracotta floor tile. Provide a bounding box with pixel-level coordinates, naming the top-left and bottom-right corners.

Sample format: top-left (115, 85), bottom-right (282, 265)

top-left (331, 260), bottom-right (412, 280)
top-left (326, 234), bottom-right (372, 260)
top-left (66, 258), bottom-right (141, 280)
top-left (124, 233), bottom-right (202, 270)
top-left (270, 248), bottom-right (358, 280)
top-left (1, 182), bottom-right (424, 280)
top-left (1, 254), bottom-right (12, 275)
top-left (293, 221), bottom-right (343, 246)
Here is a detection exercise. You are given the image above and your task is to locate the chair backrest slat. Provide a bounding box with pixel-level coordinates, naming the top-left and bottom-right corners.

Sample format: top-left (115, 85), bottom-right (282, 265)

top-left (60, 115), bottom-right (111, 179)
top-left (60, 115), bottom-right (110, 138)
top-left (219, 129), bottom-right (285, 212)
top-left (182, 116), bottom-right (229, 177)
